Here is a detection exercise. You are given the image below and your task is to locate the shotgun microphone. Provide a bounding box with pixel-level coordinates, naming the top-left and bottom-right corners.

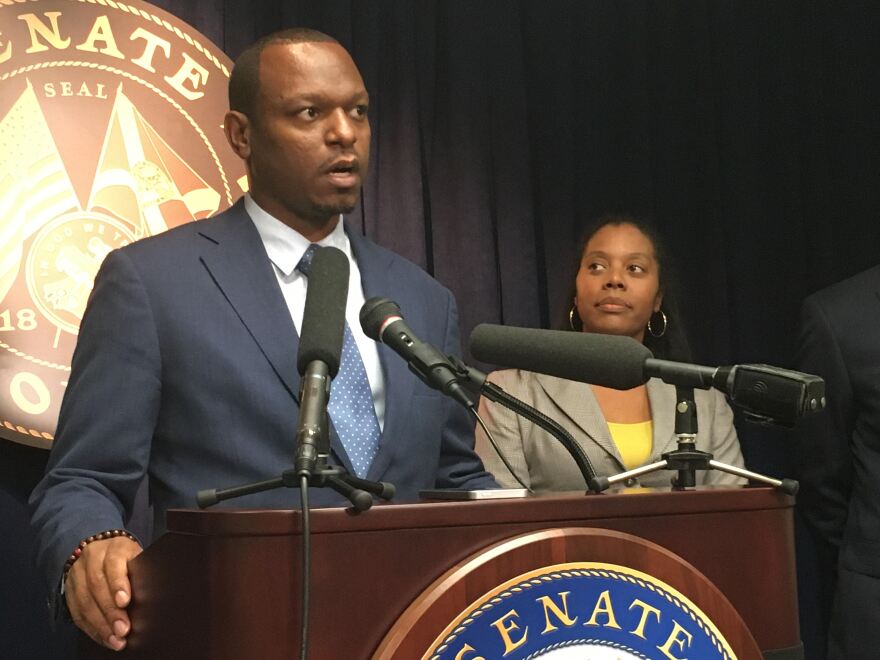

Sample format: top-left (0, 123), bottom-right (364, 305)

top-left (470, 324), bottom-right (825, 426)
top-left (294, 247), bottom-right (348, 476)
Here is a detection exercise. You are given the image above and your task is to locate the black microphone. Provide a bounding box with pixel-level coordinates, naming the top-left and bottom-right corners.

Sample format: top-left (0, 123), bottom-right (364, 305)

top-left (470, 324), bottom-right (651, 390)
top-left (706, 364), bottom-right (825, 427)
top-left (637, 360), bottom-right (824, 426)
top-left (295, 247), bottom-right (349, 476)
top-left (360, 297), bottom-right (475, 408)
top-left (470, 324), bottom-right (825, 426)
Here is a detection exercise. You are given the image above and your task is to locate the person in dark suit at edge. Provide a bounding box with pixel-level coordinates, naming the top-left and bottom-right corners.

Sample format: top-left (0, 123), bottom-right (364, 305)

top-left (796, 265), bottom-right (880, 660)
top-left (29, 28), bottom-right (496, 652)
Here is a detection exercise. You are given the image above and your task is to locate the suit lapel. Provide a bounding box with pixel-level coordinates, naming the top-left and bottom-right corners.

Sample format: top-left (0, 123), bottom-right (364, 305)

top-left (532, 374), bottom-right (679, 469)
top-left (196, 201), bottom-right (301, 401)
top-left (346, 225), bottom-right (413, 482)
top-left (534, 373), bottom-right (625, 469)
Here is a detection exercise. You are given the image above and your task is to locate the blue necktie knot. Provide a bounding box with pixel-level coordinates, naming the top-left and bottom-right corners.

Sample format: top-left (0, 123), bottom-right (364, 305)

top-left (296, 243), bottom-right (320, 276)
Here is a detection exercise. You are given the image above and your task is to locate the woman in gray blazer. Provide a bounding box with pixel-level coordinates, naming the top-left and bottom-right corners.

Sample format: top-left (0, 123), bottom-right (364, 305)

top-left (475, 216), bottom-right (745, 491)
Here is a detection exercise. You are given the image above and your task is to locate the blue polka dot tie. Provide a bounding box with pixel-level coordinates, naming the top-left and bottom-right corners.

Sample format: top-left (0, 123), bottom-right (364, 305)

top-left (297, 244), bottom-right (381, 477)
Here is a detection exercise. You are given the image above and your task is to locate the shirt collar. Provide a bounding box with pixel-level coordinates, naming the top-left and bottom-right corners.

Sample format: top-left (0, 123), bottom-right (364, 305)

top-left (244, 193), bottom-right (350, 277)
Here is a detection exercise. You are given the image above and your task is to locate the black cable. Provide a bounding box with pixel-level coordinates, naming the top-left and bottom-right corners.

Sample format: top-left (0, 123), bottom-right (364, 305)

top-left (481, 381), bottom-right (600, 490)
top-left (470, 406), bottom-right (533, 493)
top-left (299, 475), bottom-right (310, 660)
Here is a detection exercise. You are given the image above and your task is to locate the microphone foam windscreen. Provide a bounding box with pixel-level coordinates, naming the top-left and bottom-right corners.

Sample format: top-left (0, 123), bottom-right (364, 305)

top-left (359, 297), bottom-right (401, 341)
top-left (469, 324), bottom-right (651, 390)
top-left (297, 247), bottom-right (349, 377)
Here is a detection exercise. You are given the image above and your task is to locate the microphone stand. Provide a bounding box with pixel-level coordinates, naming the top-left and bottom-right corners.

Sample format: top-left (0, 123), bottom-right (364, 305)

top-left (195, 412), bottom-right (395, 660)
top-left (195, 460), bottom-right (394, 511)
top-left (195, 415), bottom-right (395, 510)
top-left (588, 385), bottom-right (799, 495)
top-left (198, 359), bottom-right (394, 510)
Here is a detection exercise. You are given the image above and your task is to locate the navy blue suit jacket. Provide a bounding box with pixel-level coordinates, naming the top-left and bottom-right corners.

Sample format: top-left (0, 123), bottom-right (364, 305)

top-left (29, 200), bottom-right (495, 598)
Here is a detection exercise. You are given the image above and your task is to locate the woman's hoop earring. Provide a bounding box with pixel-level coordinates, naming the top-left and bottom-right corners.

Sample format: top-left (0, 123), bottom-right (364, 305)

top-left (569, 304), bottom-right (578, 331)
top-left (648, 310), bottom-right (667, 338)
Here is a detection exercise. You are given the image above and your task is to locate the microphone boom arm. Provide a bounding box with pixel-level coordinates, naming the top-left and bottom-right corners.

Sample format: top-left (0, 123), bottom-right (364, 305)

top-left (450, 358), bottom-right (602, 492)
top-left (481, 382), bottom-right (601, 492)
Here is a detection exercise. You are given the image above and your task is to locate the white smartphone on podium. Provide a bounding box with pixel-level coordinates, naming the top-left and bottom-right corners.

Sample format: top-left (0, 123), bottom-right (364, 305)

top-left (419, 488), bottom-right (530, 500)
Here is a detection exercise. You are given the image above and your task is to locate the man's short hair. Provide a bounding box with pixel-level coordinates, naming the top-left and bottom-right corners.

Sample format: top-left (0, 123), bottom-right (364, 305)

top-left (228, 28), bottom-right (339, 119)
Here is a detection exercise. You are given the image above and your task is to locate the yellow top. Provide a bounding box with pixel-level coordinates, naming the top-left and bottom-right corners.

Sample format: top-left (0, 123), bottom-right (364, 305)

top-left (607, 420), bottom-right (653, 471)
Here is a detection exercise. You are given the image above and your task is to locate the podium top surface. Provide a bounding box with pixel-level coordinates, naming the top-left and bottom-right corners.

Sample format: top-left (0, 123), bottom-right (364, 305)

top-left (167, 486), bottom-right (793, 537)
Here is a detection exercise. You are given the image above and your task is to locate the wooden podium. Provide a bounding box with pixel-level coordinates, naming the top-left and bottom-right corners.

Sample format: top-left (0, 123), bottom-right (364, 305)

top-left (87, 487), bottom-right (800, 659)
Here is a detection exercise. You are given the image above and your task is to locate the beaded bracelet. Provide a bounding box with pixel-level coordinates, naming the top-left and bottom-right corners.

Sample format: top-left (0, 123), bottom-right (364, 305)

top-left (62, 529), bottom-right (137, 580)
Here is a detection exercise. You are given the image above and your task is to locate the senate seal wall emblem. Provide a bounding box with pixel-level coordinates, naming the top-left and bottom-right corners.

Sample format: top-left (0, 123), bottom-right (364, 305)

top-left (0, 0), bottom-right (245, 448)
top-left (425, 562), bottom-right (737, 660)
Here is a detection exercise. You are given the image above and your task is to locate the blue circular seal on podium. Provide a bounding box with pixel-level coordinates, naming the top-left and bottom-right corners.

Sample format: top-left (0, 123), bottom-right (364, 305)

top-left (426, 562), bottom-right (734, 660)
top-left (373, 527), bottom-right (763, 660)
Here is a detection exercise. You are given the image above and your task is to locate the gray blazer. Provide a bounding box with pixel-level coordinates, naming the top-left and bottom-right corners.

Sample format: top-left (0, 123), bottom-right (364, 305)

top-left (475, 369), bottom-right (745, 491)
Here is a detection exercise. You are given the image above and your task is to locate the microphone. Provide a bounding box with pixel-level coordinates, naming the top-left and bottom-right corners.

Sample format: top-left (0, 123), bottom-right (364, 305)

top-left (470, 324), bottom-right (825, 427)
top-left (637, 361), bottom-right (825, 427)
top-left (356, 311), bottom-right (600, 487)
top-left (704, 364), bottom-right (826, 427)
top-left (295, 247), bottom-right (349, 476)
top-left (469, 325), bottom-right (651, 390)
top-left (360, 297), bottom-right (475, 408)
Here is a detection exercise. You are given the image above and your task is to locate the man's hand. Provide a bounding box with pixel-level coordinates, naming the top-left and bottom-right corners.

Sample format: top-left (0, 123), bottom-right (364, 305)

top-left (65, 536), bottom-right (143, 651)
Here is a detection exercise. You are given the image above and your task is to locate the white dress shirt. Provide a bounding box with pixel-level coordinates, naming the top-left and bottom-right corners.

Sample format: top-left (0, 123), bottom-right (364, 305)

top-left (244, 194), bottom-right (386, 430)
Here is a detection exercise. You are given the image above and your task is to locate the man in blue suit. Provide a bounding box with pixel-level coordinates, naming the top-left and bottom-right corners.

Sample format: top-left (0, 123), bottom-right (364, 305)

top-left (29, 28), bottom-right (495, 652)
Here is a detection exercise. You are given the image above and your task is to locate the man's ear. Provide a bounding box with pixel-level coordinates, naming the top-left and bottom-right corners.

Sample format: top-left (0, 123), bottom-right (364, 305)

top-left (224, 110), bottom-right (251, 159)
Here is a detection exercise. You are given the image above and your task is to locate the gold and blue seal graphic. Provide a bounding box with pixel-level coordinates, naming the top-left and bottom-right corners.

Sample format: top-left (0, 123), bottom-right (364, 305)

top-left (0, 0), bottom-right (245, 448)
top-left (425, 562), bottom-right (736, 660)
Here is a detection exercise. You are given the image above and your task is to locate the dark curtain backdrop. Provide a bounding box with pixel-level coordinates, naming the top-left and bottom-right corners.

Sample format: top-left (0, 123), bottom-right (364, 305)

top-left (4, 2), bottom-right (879, 658)
top-left (157, 0), bottom-right (880, 370)
top-left (153, 0), bottom-right (880, 475)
